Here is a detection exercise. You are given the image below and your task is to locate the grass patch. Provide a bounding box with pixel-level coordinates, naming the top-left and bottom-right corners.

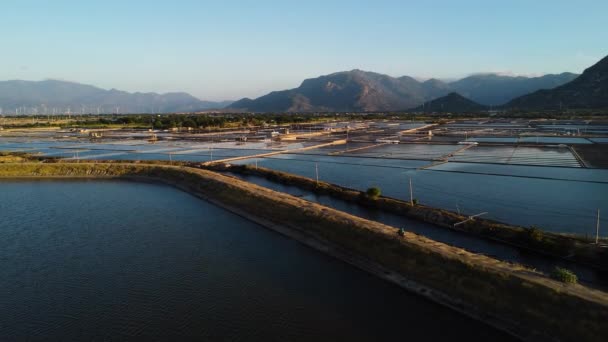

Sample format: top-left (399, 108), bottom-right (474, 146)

top-left (552, 267), bottom-right (578, 284)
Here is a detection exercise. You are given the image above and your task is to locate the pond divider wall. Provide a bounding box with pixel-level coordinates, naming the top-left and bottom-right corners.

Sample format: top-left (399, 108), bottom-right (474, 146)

top-left (210, 164), bottom-right (608, 271)
top-left (2, 162), bottom-right (608, 342)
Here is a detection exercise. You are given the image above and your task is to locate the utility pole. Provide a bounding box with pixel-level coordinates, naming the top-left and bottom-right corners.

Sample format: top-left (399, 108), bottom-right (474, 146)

top-left (596, 209), bottom-right (601, 244)
top-left (315, 162), bottom-right (319, 185)
top-left (409, 177), bottom-right (414, 206)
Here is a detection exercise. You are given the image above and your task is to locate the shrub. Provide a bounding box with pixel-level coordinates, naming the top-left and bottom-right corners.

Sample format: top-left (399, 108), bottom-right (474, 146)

top-left (551, 267), bottom-right (578, 284)
top-left (412, 198), bottom-right (419, 205)
top-left (525, 226), bottom-right (544, 243)
top-left (365, 187), bottom-right (381, 200)
top-left (397, 228), bottom-right (405, 237)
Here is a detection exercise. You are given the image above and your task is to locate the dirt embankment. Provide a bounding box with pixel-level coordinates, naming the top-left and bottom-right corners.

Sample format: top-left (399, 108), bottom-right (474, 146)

top-left (2, 162), bottom-right (608, 341)
top-left (209, 163), bottom-right (608, 271)
top-left (573, 145), bottom-right (608, 168)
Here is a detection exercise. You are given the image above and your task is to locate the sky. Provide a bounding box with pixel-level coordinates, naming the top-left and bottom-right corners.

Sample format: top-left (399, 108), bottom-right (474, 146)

top-left (2, 0), bottom-right (607, 101)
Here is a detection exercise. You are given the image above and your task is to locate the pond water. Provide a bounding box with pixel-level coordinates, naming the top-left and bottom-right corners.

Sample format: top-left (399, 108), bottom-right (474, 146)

top-left (0, 180), bottom-right (514, 341)
top-left (229, 174), bottom-right (608, 289)
top-left (234, 154), bottom-right (608, 236)
top-left (0, 138), bottom-right (306, 163)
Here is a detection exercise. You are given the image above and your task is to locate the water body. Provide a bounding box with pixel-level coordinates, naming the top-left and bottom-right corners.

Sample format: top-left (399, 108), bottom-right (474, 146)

top-left (229, 174), bottom-right (608, 289)
top-left (0, 180), bottom-right (514, 341)
top-left (234, 154), bottom-right (608, 236)
top-left (0, 138), bottom-right (306, 163)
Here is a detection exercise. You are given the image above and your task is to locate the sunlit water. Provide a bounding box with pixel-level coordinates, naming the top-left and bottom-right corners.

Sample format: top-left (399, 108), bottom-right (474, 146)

top-left (234, 154), bottom-right (608, 236)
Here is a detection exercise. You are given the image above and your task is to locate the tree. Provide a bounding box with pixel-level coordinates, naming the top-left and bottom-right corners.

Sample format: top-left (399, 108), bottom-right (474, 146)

top-left (366, 187), bottom-right (381, 200)
top-left (182, 119), bottom-right (197, 128)
top-left (153, 119), bottom-right (163, 129)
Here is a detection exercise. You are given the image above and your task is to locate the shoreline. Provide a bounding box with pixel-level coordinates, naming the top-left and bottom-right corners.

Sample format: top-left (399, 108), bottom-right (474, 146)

top-left (2, 162), bottom-right (608, 341)
top-left (210, 163), bottom-right (608, 271)
top-left (0, 174), bottom-right (527, 339)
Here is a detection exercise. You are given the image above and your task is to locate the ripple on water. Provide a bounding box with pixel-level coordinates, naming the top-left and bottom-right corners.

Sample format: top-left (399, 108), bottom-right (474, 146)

top-left (0, 180), bottom-right (516, 341)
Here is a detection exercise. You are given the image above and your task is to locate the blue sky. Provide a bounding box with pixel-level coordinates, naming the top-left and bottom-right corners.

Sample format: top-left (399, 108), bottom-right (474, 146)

top-left (2, 0), bottom-right (607, 100)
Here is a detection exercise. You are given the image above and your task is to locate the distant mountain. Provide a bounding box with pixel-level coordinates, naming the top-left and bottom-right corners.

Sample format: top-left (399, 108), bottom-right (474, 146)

top-left (505, 55), bottom-right (608, 110)
top-left (411, 92), bottom-right (487, 113)
top-left (449, 73), bottom-right (578, 106)
top-left (0, 80), bottom-right (231, 114)
top-left (228, 69), bottom-right (577, 113)
top-left (228, 70), bottom-right (452, 112)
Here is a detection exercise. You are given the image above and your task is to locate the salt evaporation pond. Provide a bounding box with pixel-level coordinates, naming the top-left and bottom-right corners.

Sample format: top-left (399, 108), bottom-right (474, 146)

top-left (235, 154), bottom-right (608, 236)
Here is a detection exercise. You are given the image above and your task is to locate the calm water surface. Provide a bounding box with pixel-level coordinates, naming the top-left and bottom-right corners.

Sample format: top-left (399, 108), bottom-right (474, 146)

top-left (230, 174), bottom-right (608, 289)
top-left (0, 180), bottom-right (515, 341)
top-left (234, 154), bottom-right (608, 235)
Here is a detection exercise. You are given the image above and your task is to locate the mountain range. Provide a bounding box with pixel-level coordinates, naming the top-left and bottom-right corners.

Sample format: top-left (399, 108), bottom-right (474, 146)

top-left (505, 55), bottom-right (608, 110)
top-left (0, 80), bottom-right (232, 114)
top-left (2, 54), bottom-right (606, 114)
top-left (422, 55), bottom-right (608, 112)
top-left (228, 70), bottom-right (579, 112)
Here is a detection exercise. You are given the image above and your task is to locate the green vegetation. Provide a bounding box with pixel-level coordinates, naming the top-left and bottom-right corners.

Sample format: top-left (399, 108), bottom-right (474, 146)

top-left (4, 110), bottom-right (608, 131)
top-left (0, 152), bottom-right (60, 163)
top-left (365, 187), bottom-right (381, 200)
top-left (1, 112), bottom-right (420, 129)
top-left (0, 152), bottom-right (27, 163)
top-left (526, 226), bottom-right (544, 243)
top-left (552, 267), bottom-right (578, 284)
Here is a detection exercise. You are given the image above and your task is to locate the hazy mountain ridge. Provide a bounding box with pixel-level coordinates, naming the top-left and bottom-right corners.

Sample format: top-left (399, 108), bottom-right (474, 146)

top-left (449, 72), bottom-right (578, 106)
top-left (228, 70), bottom-right (579, 112)
top-left (0, 80), bottom-right (231, 114)
top-left (3, 57), bottom-right (602, 114)
top-left (505, 55), bottom-right (608, 110)
top-left (411, 92), bottom-right (487, 113)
